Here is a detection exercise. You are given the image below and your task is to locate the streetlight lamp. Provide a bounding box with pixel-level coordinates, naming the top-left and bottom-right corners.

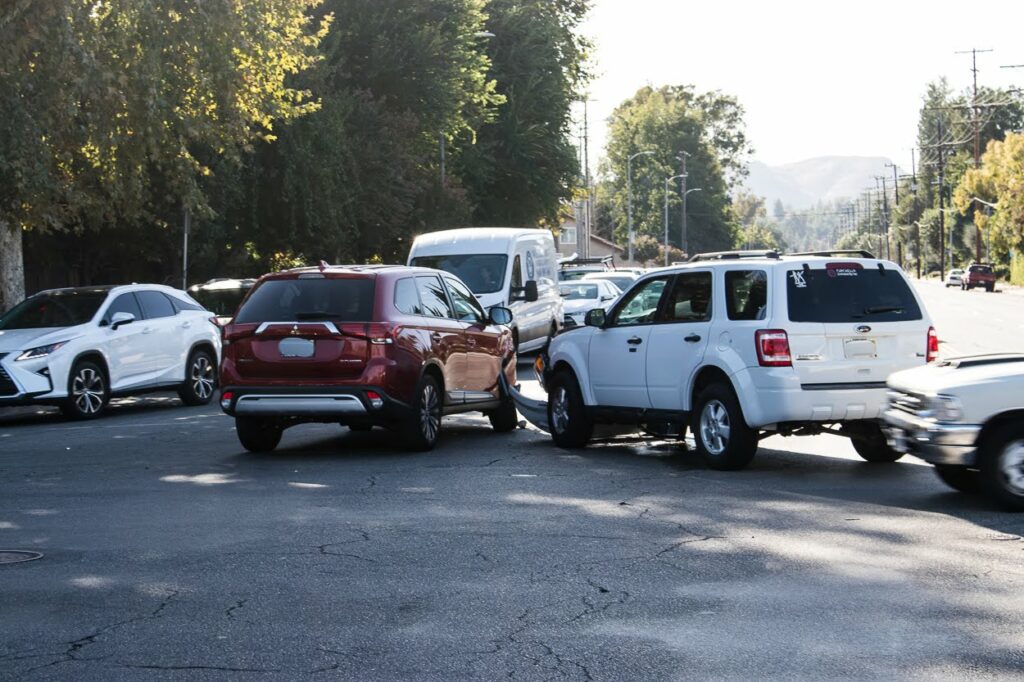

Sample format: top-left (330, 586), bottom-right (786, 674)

top-left (627, 150), bottom-right (656, 263)
top-left (681, 187), bottom-right (701, 258)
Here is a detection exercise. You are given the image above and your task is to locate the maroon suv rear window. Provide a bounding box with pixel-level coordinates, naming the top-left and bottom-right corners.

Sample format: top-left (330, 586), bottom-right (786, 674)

top-left (234, 278), bottom-right (375, 324)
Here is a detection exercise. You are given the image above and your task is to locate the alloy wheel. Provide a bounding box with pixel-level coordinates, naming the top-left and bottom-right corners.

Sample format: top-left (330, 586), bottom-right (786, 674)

top-left (191, 355), bottom-right (215, 400)
top-left (551, 386), bottom-right (570, 434)
top-left (999, 440), bottom-right (1024, 495)
top-left (700, 399), bottom-right (731, 455)
top-left (72, 368), bottom-right (105, 415)
top-left (420, 383), bottom-right (440, 443)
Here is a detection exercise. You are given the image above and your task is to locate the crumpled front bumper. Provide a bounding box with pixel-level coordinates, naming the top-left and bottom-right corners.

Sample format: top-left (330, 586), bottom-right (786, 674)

top-left (499, 373), bottom-right (550, 433)
top-left (881, 408), bottom-right (981, 466)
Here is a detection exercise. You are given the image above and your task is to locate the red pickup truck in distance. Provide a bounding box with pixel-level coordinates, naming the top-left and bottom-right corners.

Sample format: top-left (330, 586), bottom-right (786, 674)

top-left (961, 263), bottom-right (996, 292)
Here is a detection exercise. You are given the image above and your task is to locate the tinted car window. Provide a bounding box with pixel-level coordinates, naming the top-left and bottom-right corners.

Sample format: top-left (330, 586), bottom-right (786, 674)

top-left (104, 293), bottom-right (143, 325)
top-left (969, 265), bottom-right (992, 274)
top-left (410, 254), bottom-right (508, 295)
top-left (234, 278), bottom-right (375, 323)
top-left (786, 266), bottom-right (922, 323)
top-left (394, 278), bottom-right (423, 315)
top-left (660, 272), bottom-right (712, 323)
top-left (611, 278), bottom-right (669, 327)
top-left (560, 284), bottom-right (600, 300)
top-left (444, 277), bottom-right (486, 323)
top-left (136, 290), bottom-right (177, 319)
top-left (726, 270), bottom-right (767, 321)
top-left (0, 291), bottom-right (108, 330)
top-left (168, 295), bottom-right (205, 313)
top-left (190, 286), bottom-right (252, 316)
top-left (415, 276), bottom-right (453, 319)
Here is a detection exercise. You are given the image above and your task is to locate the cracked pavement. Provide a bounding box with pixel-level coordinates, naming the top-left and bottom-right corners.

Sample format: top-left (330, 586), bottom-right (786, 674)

top-left (2, 322), bottom-right (1024, 679)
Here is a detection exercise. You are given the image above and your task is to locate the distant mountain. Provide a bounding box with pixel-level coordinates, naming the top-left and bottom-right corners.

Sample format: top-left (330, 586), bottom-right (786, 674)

top-left (744, 156), bottom-right (893, 210)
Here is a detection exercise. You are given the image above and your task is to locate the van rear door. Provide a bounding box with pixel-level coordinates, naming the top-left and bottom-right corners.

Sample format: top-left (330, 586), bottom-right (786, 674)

top-left (782, 263), bottom-right (929, 388)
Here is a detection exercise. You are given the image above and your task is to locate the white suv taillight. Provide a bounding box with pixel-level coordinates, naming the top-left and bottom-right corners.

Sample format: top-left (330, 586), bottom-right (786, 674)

top-left (927, 326), bottom-right (939, 363)
top-left (756, 329), bottom-right (792, 367)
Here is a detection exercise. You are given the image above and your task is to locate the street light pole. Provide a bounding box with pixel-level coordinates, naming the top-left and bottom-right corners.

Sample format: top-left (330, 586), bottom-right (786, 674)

top-left (663, 175), bottom-right (684, 265)
top-left (682, 187), bottom-right (701, 257)
top-left (677, 151), bottom-right (691, 254)
top-left (627, 150), bottom-right (655, 263)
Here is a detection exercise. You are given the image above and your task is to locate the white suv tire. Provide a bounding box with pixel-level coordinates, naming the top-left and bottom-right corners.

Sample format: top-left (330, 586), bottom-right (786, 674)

top-left (691, 383), bottom-right (757, 470)
top-left (548, 369), bottom-right (593, 449)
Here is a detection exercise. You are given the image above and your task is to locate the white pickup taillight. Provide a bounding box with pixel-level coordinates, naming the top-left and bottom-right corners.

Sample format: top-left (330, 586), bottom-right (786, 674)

top-left (756, 329), bottom-right (792, 367)
top-left (927, 326), bottom-right (939, 363)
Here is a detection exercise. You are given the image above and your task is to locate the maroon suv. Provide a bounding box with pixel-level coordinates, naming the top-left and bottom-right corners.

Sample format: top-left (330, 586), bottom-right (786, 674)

top-left (219, 265), bottom-right (518, 452)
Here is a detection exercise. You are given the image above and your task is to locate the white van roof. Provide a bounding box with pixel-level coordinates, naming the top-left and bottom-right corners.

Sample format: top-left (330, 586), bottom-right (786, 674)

top-left (410, 227), bottom-right (552, 256)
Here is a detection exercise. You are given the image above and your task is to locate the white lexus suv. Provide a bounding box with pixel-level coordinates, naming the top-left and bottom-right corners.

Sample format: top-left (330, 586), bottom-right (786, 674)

top-left (528, 250), bottom-right (937, 470)
top-left (0, 285), bottom-right (221, 419)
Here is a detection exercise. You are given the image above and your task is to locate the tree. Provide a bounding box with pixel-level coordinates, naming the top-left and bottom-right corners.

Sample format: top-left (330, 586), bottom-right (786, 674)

top-left (954, 132), bottom-right (1024, 260)
top-left (0, 0), bottom-right (329, 310)
top-left (598, 85), bottom-right (752, 256)
top-left (454, 0), bottom-right (591, 227)
top-left (204, 0), bottom-right (503, 270)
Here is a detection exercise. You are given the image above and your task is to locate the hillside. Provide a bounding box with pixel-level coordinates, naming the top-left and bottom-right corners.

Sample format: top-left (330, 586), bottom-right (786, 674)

top-left (744, 156), bottom-right (893, 209)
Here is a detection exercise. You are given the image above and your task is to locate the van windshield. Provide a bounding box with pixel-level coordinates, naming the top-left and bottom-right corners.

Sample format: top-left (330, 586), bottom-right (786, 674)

top-left (786, 266), bottom-right (922, 323)
top-left (410, 254), bottom-right (508, 295)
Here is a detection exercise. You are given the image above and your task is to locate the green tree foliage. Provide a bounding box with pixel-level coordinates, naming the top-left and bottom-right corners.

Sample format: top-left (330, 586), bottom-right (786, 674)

top-left (954, 132), bottom-right (1024, 260)
top-left (205, 0), bottom-right (503, 270)
top-left (599, 85), bottom-right (752, 256)
top-left (453, 0), bottom-right (591, 227)
top-left (0, 0), bottom-right (329, 308)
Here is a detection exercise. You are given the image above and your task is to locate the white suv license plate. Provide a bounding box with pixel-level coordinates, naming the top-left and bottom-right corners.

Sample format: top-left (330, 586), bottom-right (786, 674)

top-left (279, 337), bottom-right (315, 358)
top-left (844, 338), bottom-right (877, 359)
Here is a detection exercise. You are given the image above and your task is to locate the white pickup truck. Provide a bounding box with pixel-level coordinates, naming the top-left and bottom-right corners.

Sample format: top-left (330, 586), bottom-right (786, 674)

top-left (883, 354), bottom-right (1024, 511)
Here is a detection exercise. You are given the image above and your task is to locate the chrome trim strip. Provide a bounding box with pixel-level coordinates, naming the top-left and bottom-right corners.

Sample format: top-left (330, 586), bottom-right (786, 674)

top-left (234, 394), bottom-right (366, 416)
top-left (800, 381), bottom-right (888, 391)
top-left (255, 321), bottom-right (340, 335)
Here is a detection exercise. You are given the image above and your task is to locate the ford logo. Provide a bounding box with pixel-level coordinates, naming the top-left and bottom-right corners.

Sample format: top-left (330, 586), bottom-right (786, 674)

top-left (856, 325), bottom-right (872, 334)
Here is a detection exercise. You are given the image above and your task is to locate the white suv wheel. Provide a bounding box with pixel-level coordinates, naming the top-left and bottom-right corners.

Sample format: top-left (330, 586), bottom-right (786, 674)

top-left (999, 440), bottom-right (1024, 495)
top-left (700, 399), bottom-right (731, 455)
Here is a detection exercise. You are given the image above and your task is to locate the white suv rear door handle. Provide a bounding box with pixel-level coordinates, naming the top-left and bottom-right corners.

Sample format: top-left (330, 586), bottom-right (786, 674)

top-left (142, 327), bottom-right (154, 334)
top-left (685, 334), bottom-right (701, 343)
top-left (182, 321), bottom-right (192, 328)
top-left (627, 336), bottom-right (643, 345)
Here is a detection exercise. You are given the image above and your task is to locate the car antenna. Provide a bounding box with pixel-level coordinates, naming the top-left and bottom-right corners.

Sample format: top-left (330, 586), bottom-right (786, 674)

top-left (318, 260), bottom-right (330, 273)
top-left (877, 262), bottom-right (886, 276)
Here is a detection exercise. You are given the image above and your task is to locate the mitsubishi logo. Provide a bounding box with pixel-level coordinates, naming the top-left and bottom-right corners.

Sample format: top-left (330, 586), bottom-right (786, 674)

top-left (856, 325), bottom-right (872, 334)
top-left (291, 325), bottom-right (300, 335)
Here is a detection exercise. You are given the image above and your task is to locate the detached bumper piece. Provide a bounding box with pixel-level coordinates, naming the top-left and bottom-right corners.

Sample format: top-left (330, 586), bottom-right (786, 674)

top-left (500, 373), bottom-right (550, 433)
top-left (882, 408), bottom-right (981, 466)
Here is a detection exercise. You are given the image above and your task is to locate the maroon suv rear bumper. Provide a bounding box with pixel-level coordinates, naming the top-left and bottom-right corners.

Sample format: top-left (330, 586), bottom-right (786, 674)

top-left (219, 385), bottom-right (412, 425)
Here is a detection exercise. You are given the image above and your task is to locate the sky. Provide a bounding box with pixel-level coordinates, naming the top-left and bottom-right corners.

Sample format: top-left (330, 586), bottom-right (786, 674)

top-left (576, 0), bottom-right (1024, 173)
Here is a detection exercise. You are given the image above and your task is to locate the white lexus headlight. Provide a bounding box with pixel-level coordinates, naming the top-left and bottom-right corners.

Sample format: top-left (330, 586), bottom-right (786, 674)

top-left (16, 341), bottom-right (69, 361)
top-left (929, 395), bottom-right (964, 423)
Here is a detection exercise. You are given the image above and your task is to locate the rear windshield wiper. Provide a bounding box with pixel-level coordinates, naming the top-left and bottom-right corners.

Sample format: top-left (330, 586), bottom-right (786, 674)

top-left (863, 305), bottom-right (903, 315)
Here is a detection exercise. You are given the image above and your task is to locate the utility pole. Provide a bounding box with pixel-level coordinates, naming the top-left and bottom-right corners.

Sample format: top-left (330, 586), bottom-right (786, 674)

top-left (182, 206), bottom-right (191, 290)
top-left (911, 148), bottom-right (921, 279)
top-left (938, 120), bottom-right (947, 281)
top-left (885, 162), bottom-right (900, 266)
top-left (679, 151), bottom-right (690, 256)
top-left (582, 99), bottom-right (591, 258)
top-left (956, 48), bottom-right (993, 262)
top-left (627, 150), bottom-right (655, 264)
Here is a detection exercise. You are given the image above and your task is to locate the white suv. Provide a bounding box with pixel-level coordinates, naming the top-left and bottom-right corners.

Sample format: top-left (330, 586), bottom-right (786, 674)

top-left (530, 251), bottom-right (937, 470)
top-left (0, 285), bottom-right (221, 419)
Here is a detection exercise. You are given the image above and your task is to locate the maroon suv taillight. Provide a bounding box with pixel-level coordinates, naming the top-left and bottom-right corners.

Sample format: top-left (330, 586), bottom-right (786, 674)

top-left (756, 329), bottom-right (792, 367)
top-left (927, 326), bottom-right (939, 363)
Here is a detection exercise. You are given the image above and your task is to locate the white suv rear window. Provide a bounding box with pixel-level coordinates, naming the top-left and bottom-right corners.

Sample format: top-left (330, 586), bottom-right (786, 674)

top-left (786, 265), bottom-right (921, 323)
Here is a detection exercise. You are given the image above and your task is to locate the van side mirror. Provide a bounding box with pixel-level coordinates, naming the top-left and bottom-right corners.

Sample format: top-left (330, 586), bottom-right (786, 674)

top-left (488, 306), bottom-right (513, 326)
top-left (585, 309), bottom-right (606, 328)
top-left (523, 280), bottom-right (539, 303)
top-left (110, 312), bottom-right (135, 330)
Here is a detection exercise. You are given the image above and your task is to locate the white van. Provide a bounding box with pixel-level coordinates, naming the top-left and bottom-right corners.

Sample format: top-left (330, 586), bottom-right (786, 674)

top-left (408, 228), bottom-right (563, 352)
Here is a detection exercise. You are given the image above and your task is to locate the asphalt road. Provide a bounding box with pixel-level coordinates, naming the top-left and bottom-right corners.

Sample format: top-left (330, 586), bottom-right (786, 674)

top-left (2, 281), bottom-right (1023, 680)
